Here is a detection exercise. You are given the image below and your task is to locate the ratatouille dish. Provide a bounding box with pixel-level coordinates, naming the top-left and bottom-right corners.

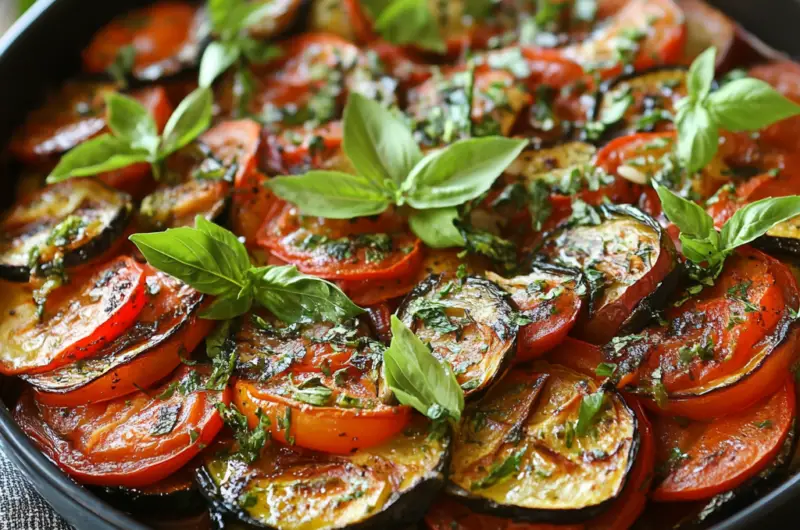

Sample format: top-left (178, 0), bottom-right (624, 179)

top-left (6, 0), bottom-right (800, 528)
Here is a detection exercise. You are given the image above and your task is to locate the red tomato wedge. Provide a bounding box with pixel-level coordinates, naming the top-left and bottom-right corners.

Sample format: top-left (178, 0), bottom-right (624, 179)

top-left (15, 365), bottom-right (230, 487)
top-left (488, 266), bottom-right (586, 362)
top-left (231, 171), bottom-right (276, 247)
top-left (258, 201), bottom-right (423, 281)
top-left (609, 247), bottom-right (800, 419)
top-left (82, 2), bottom-right (203, 81)
top-left (651, 379), bottom-right (795, 502)
top-left (201, 119), bottom-right (262, 188)
top-left (26, 270), bottom-right (211, 407)
top-left (0, 256), bottom-right (147, 375)
top-left (561, 0), bottom-right (687, 78)
top-left (234, 375), bottom-right (411, 455)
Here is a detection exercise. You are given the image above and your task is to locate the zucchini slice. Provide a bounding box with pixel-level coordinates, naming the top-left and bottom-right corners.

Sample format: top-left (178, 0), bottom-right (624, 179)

top-left (593, 67), bottom-right (687, 140)
top-left (487, 264), bottom-right (587, 362)
top-left (196, 416), bottom-right (450, 530)
top-left (23, 271), bottom-right (203, 399)
top-left (447, 364), bottom-right (639, 524)
top-left (397, 274), bottom-right (518, 398)
top-left (535, 204), bottom-right (679, 344)
top-left (0, 179), bottom-right (132, 281)
top-left (137, 143), bottom-right (232, 231)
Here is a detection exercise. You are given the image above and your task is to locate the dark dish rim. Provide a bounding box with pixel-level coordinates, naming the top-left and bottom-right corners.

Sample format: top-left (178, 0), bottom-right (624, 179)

top-left (0, 1), bottom-right (798, 529)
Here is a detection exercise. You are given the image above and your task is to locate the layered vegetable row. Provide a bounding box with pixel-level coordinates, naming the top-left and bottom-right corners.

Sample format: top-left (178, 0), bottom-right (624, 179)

top-left (4, 1), bottom-right (800, 529)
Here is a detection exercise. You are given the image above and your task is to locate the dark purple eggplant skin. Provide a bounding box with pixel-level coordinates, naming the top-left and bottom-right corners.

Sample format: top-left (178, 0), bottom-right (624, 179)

top-left (195, 428), bottom-right (452, 530)
top-left (0, 179), bottom-right (133, 282)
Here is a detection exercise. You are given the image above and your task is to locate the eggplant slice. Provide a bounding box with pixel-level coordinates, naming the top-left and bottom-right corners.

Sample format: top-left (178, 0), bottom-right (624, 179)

top-left (447, 363), bottom-right (639, 524)
top-left (0, 179), bottom-right (132, 281)
top-left (196, 416), bottom-right (450, 530)
top-left (593, 67), bottom-right (688, 141)
top-left (397, 274), bottom-right (518, 398)
top-left (22, 271), bottom-right (203, 395)
top-left (535, 204), bottom-right (679, 344)
top-left (487, 264), bottom-right (587, 361)
top-left (94, 466), bottom-right (204, 518)
top-left (137, 142), bottom-right (231, 231)
top-left (755, 216), bottom-right (800, 256)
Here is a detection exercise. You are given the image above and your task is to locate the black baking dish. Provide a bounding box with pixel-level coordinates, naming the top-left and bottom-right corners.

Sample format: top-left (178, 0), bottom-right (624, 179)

top-left (1, 0), bottom-right (800, 529)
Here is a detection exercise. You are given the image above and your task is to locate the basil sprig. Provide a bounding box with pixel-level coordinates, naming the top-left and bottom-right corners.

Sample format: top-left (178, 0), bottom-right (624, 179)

top-left (676, 47), bottom-right (800, 173)
top-left (656, 184), bottom-right (800, 278)
top-left (361, 0), bottom-right (446, 53)
top-left (129, 216), bottom-right (363, 322)
top-left (198, 0), bottom-right (282, 88)
top-left (383, 316), bottom-right (464, 422)
top-left (267, 92), bottom-right (528, 249)
top-left (47, 87), bottom-right (213, 183)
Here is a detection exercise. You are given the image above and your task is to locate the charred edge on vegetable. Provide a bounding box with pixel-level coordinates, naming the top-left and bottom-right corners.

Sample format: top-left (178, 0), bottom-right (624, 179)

top-left (588, 66), bottom-right (689, 144)
top-left (91, 479), bottom-right (205, 518)
top-left (0, 184), bottom-right (133, 282)
top-left (446, 383), bottom-right (640, 524)
top-left (396, 273), bottom-right (519, 400)
top-left (194, 427), bottom-right (452, 530)
top-left (21, 291), bottom-right (204, 394)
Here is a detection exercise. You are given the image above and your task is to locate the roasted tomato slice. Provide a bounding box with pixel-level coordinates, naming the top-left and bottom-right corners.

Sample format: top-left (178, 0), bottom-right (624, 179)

top-left (561, 0), bottom-right (687, 78)
top-left (81, 1), bottom-right (206, 81)
top-left (15, 365), bottom-right (229, 487)
top-left (398, 274), bottom-right (517, 398)
top-left (338, 248), bottom-right (467, 307)
top-left (197, 415), bottom-right (448, 529)
top-left (230, 313), bottom-right (410, 453)
top-left (608, 247), bottom-right (800, 419)
top-left (0, 179), bottom-right (133, 282)
top-left (651, 378), bottom-right (795, 502)
top-left (535, 204), bottom-right (678, 344)
top-left (593, 67), bottom-right (687, 140)
top-left (231, 171), bottom-right (275, 247)
top-left (25, 270), bottom-right (209, 406)
top-left (258, 201), bottom-right (423, 281)
top-left (488, 265), bottom-right (586, 362)
top-left (0, 256), bottom-right (147, 375)
top-left (748, 61), bottom-right (800, 152)
top-left (9, 83), bottom-right (172, 165)
top-left (406, 66), bottom-right (530, 146)
top-left (447, 364), bottom-right (638, 524)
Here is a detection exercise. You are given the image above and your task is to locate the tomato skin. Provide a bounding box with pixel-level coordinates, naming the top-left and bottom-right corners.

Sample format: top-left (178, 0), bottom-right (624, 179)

top-left (15, 366), bottom-right (230, 488)
top-left (234, 378), bottom-right (412, 455)
top-left (201, 119), bottom-right (262, 188)
top-left (231, 172), bottom-right (276, 247)
top-left (651, 379), bottom-right (795, 502)
top-left (561, 0), bottom-right (687, 78)
top-left (258, 202), bottom-right (424, 281)
top-left (0, 256), bottom-right (147, 375)
top-left (82, 2), bottom-right (201, 80)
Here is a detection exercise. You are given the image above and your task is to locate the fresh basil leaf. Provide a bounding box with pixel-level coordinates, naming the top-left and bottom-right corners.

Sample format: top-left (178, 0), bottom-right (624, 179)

top-left (383, 315), bottom-right (464, 422)
top-left (105, 92), bottom-right (159, 154)
top-left (199, 41), bottom-right (241, 88)
top-left (106, 45), bottom-right (136, 87)
top-left (404, 137), bottom-right (528, 209)
top-left (708, 77), bottom-right (800, 132)
top-left (46, 134), bottom-right (151, 183)
top-left (374, 0), bottom-right (446, 53)
top-left (129, 225), bottom-right (249, 297)
top-left (343, 92), bottom-right (422, 186)
top-left (599, 91), bottom-right (633, 125)
top-left (195, 216), bottom-right (252, 276)
top-left (240, 38), bottom-right (282, 64)
top-left (199, 293), bottom-right (253, 319)
top-left (686, 47), bottom-right (716, 102)
top-left (655, 184), bottom-right (715, 239)
top-left (575, 390), bottom-right (606, 437)
top-left (159, 87), bottom-right (213, 157)
top-left (208, 0), bottom-right (238, 33)
top-left (720, 196), bottom-right (800, 252)
top-left (408, 207), bottom-right (465, 248)
top-left (249, 265), bottom-right (364, 324)
top-left (267, 171), bottom-right (391, 219)
top-left (206, 319), bottom-right (233, 358)
top-left (676, 102), bottom-right (718, 174)
top-left (679, 235), bottom-right (720, 264)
